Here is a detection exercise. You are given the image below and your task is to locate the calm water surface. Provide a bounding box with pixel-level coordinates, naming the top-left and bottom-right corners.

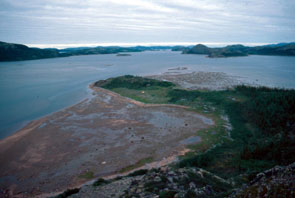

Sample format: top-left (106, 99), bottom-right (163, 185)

top-left (0, 51), bottom-right (294, 139)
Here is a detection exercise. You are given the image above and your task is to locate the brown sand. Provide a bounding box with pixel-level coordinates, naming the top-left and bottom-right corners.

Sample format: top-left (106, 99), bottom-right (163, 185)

top-left (0, 86), bottom-right (213, 198)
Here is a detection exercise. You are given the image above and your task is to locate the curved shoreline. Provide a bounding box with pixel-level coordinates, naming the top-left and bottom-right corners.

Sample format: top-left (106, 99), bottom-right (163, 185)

top-left (0, 83), bottom-right (214, 198)
top-left (0, 84), bottom-right (94, 142)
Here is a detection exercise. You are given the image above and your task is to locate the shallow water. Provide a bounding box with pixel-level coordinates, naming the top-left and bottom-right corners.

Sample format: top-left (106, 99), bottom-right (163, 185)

top-left (0, 51), bottom-right (294, 139)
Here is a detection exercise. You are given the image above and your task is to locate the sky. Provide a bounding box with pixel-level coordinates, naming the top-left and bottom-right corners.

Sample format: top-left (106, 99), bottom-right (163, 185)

top-left (0, 0), bottom-right (294, 48)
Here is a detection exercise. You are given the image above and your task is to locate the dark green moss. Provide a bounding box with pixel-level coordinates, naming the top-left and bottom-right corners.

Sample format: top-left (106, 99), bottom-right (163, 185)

top-left (95, 75), bottom-right (175, 90)
top-left (159, 190), bottom-right (177, 198)
top-left (93, 178), bottom-right (110, 187)
top-left (127, 169), bottom-right (148, 177)
top-left (55, 188), bottom-right (80, 198)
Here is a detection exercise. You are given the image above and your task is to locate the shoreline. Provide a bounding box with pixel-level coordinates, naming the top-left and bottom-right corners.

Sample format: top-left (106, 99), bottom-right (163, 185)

top-left (0, 81), bottom-right (214, 198)
top-left (0, 84), bottom-right (95, 141)
top-left (36, 147), bottom-right (191, 198)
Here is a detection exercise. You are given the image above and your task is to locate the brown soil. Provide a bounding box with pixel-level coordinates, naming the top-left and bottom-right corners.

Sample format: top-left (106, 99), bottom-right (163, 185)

top-left (0, 86), bottom-right (213, 198)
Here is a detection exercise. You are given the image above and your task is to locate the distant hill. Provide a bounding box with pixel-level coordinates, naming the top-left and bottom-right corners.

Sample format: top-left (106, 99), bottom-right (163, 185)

top-left (60, 45), bottom-right (176, 55)
top-left (171, 45), bottom-right (192, 51)
top-left (249, 43), bottom-right (295, 56)
top-left (1, 41), bottom-right (295, 61)
top-left (184, 43), bottom-right (295, 57)
top-left (0, 42), bottom-right (178, 62)
top-left (59, 46), bottom-right (143, 55)
top-left (0, 41), bottom-right (67, 61)
top-left (183, 44), bottom-right (211, 54)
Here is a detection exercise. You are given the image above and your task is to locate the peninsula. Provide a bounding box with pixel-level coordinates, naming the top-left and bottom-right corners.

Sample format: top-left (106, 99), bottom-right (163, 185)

top-left (0, 75), bottom-right (294, 198)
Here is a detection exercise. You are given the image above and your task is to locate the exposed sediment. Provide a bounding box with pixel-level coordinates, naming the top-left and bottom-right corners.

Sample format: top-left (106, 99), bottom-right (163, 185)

top-left (0, 85), bottom-right (213, 198)
top-left (147, 71), bottom-right (250, 90)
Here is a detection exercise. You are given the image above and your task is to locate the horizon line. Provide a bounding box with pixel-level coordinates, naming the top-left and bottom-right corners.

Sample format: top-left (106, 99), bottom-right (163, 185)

top-left (25, 42), bottom-right (273, 49)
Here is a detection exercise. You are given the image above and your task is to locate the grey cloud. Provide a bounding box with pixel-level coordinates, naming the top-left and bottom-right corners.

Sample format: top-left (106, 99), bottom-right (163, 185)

top-left (0, 0), bottom-right (294, 46)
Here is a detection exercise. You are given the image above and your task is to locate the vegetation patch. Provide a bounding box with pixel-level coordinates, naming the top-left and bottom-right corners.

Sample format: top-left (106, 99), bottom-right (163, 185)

top-left (78, 171), bottom-right (95, 179)
top-left (159, 190), bottom-right (177, 198)
top-left (127, 169), bottom-right (148, 177)
top-left (119, 157), bottom-right (154, 173)
top-left (95, 75), bottom-right (175, 90)
top-left (93, 178), bottom-right (110, 187)
top-left (55, 188), bottom-right (80, 198)
top-left (95, 75), bottom-right (295, 193)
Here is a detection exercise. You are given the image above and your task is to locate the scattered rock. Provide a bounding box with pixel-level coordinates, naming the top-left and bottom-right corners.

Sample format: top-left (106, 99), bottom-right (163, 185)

top-left (64, 162), bottom-right (295, 198)
top-left (229, 162), bottom-right (295, 198)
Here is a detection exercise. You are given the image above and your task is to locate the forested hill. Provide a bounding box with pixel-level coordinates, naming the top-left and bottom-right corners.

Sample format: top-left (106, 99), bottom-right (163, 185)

top-left (0, 41), bottom-right (144, 62)
top-left (1, 41), bottom-right (295, 61)
top-left (0, 41), bottom-right (176, 62)
top-left (0, 41), bottom-right (65, 61)
top-left (183, 43), bottom-right (295, 57)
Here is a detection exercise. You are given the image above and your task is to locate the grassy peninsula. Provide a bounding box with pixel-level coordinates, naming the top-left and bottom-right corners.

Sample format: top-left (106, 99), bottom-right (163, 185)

top-left (97, 75), bottom-right (295, 174)
top-left (80, 75), bottom-right (295, 197)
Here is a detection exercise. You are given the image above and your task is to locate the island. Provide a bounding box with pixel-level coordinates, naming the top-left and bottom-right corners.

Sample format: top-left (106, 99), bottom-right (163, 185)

top-left (116, 53), bottom-right (131, 56)
top-left (183, 43), bottom-right (295, 57)
top-left (1, 41), bottom-right (294, 62)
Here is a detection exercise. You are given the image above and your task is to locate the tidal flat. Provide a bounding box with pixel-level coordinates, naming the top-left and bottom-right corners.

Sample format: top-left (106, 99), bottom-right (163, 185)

top-left (0, 82), bottom-right (214, 197)
top-left (1, 73), bottom-right (294, 198)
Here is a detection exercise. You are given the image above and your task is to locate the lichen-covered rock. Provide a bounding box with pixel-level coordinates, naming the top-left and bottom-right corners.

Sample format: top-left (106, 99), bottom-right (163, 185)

top-left (229, 162), bottom-right (295, 198)
top-left (65, 162), bottom-right (295, 198)
top-left (120, 167), bottom-right (232, 198)
top-left (69, 176), bottom-right (143, 198)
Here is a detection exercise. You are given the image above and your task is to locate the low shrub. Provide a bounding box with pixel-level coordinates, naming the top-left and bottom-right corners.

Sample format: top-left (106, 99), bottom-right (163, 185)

top-left (93, 178), bottom-right (109, 187)
top-left (127, 169), bottom-right (148, 177)
top-left (55, 188), bottom-right (80, 198)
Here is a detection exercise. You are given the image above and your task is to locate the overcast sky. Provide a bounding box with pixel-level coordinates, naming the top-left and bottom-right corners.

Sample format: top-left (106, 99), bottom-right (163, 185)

top-left (0, 0), bottom-right (294, 47)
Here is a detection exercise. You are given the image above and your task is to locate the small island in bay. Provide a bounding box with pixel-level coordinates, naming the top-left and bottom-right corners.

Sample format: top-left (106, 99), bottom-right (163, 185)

top-left (1, 41), bottom-right (294, 62)
top-left (116, 53), bottom-right (131, 56)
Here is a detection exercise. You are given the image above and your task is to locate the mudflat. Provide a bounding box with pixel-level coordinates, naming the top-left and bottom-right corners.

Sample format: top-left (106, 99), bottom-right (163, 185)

top-left (0, 86), bottom-right (213, 198)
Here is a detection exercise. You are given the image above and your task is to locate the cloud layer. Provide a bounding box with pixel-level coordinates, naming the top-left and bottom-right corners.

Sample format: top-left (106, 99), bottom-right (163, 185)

top-left (0, 0), bottom-right (294, 46)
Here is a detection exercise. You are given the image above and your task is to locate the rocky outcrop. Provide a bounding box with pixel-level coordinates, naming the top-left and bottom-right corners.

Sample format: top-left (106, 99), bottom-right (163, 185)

top-left (229, 162), bottom-right (295, 198)
top-left (66, 166), bottom-right (232, 198)
top-left (62, 162), bottom-right (295, 198)
top-left (121, 167), bottom-right (232, 198)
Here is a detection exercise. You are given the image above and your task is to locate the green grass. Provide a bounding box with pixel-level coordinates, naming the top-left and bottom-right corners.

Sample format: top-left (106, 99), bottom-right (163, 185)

top-left (95, 75), bottom-right (295, 185)
top-left (119, 157), bottom-right (154, 173)
top-left (111, 87), bottom-right (171, 104)
top-left (95, 75), bottom-right (175, 90)
top-left (78, 171), bottom-right (95, 179)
